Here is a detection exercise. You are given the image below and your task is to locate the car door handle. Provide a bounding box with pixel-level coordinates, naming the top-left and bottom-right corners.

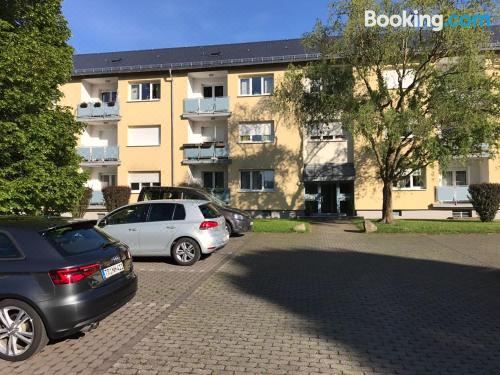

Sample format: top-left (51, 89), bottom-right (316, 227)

top-left (165, 226), bottom-right (175, 229)
top-left (128, 228), bottom-right (137, 232)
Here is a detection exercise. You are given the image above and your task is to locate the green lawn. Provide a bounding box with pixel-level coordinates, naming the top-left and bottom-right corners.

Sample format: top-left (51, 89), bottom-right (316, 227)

top-left (354, 219), bottom-right (500, 234)
top-left (253, 219), bottom-right (310, 233)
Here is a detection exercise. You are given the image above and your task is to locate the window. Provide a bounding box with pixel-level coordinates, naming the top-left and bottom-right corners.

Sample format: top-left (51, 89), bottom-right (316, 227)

top-left (239, 122), bottom-right (273, 143)
top-left (173, 204), bottom-right (186, 220)
top-left (203, 85), bottom-right (224, 98)
top-left (107, 204), bottom-right (150, 225)
top-left (99, 174), bottom-right (116, 189)
top-left (383, 69), bottom-right (415, 90)
top-left (128, 172), bottom-right (160, 193)
top-left (394, 169), bottom-right (425, 189)
top-left (128, 126), bottom-right (161, 147)
top-left (203, 171), bottom-right (224, 190)
top-left (199, 203), bottom-right (221, 219)
top-left (44, 226), bottom-right (114, 255)
top-left (141, 189), bottom-right (182, 201)
top-left (442, 170), bottom-right (468, 186)
top-left (101, 91), bottom-right (117, 103)
top-left (129, 82), bottom-right (160, 101)
top-left (0, 233), bottom-right (21, 259)
top-left (240, 170), bottom-right (274, 191)
top-left (308, 123), bottom-right (344, 141)
top-left (239, 76), bottom-right (273, 96)
top-left (148, 203), bottom-right (175, 222)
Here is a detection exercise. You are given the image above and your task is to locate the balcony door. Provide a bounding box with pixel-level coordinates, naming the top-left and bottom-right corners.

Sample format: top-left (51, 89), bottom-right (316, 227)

top-left (441, 170), bottom-right (468, 187)
top-left (203, 85), bottom-right (224, 98)
top-left (99, 174), bottom-right (117, 189)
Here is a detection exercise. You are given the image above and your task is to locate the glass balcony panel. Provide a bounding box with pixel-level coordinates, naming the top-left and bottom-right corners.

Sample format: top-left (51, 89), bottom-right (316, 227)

top-left (90, 191), bottom-right (105, 205)
top-left (77, 146), bottom-right (119, 163)
top-left (183, 97), bottom-right (229, 114)
top-left (436, 186), bottom-right (470, 202)
top-left (77, 102), bottom-right (120, 118)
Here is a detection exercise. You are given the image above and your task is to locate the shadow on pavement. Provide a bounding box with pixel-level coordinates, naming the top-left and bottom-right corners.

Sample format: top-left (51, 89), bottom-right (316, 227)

top-left (227, 247), bottom-right (500, 373)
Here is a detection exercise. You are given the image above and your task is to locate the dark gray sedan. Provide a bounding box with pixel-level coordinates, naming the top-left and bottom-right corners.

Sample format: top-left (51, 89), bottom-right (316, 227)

top-left (0, 217), bottom-right (137, 361)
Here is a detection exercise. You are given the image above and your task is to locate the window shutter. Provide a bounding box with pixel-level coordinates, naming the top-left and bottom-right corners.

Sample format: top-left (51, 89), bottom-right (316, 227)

top-left (128, 126), bottom-right (160, 146)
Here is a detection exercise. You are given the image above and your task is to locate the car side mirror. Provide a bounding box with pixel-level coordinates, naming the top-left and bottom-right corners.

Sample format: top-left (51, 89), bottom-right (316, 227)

top-left (98, 219), bottom-right (107, 228)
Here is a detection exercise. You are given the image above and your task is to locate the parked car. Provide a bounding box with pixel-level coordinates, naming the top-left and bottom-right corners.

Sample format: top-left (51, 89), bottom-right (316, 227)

top-left (138, 186), bottom-right (253, 236)
top-left (97, 200), bottom-right (229, 266)
top-left (0, 217), bottom-right (137, 362)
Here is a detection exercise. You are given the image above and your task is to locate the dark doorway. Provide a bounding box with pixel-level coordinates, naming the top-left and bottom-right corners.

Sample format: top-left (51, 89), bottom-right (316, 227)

top-left (321, 183), bottom-right (337, 214)
top-left (304, 181), bottom-right (354, 216)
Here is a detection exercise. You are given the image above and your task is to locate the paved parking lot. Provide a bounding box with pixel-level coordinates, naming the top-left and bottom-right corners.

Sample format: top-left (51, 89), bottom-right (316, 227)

top-left (2, 222), bottom-right (500, 374)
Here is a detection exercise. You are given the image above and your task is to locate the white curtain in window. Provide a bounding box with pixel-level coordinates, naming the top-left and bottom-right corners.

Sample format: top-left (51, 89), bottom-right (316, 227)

top-left (240, 79), bottom-right (250, 95)
top-left (239, 123), bottom-right (272, 136)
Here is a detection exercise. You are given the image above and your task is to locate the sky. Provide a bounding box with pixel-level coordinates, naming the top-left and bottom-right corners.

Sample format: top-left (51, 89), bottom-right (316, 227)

top-left (62, 0), bottom-right (331, 54)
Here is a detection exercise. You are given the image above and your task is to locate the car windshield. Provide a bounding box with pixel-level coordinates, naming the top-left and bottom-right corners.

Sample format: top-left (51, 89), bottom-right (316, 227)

top-left (204, 191), bottom-right (227, 207)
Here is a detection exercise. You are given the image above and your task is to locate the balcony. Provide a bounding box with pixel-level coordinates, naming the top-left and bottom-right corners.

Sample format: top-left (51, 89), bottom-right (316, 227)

top-left (436, 186), bottom-right (470, 202)
top-left (89, 191), bottom-right (105, 206)
top-left (77, 102), bottom-right (120, 121)
top-left (181, 142), bottom-right (230, 165)
top-left (182, 97), bottom-right (230, 120)
top-left (78, 146), bottom-right (120, 166)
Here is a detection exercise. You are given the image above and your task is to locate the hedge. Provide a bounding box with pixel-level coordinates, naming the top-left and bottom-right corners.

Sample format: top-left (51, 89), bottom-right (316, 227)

top-left (468, 183), bottom-right (500, 222)
top-left (102, 186), bottom-right (131, 212)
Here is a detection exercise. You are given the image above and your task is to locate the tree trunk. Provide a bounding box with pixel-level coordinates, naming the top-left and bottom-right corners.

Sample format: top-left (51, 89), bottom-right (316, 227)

top-left (381, 180), bottom-right (394, 224)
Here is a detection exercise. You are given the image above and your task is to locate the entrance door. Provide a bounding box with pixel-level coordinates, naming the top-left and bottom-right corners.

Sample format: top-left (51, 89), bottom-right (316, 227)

top-left (320, 183), bottom-right (337, 214)
top-left (304, 182), bottom-right (354, 216)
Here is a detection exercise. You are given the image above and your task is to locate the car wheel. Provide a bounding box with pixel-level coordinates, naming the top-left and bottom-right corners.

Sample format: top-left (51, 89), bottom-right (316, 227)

top-left (0, 299), bottom-right (48, 362)
top-left (225, 221), bottom-right (233, 236)
top-left (172, 238), bottom-right (201, 266)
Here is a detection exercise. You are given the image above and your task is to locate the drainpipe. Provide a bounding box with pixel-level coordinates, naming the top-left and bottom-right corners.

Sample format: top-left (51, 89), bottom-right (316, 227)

top-left (169, 68), bottom-right (174, 186)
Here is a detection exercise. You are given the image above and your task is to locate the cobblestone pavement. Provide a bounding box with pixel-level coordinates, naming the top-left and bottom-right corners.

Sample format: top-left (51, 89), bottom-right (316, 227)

top-left (2, 223), bottom-right (500, 374)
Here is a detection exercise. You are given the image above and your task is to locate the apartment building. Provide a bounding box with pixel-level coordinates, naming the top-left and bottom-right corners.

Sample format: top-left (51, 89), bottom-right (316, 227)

top-left (60, 26), bottom-right (499, 219)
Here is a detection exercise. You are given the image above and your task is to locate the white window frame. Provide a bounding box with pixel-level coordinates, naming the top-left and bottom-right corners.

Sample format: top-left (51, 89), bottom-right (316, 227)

top-left (127, 125), bottom-right (161, 147)
top-left (128, 172), bottom-right (161, 193)
top-left (239, 170), bottom-right (275, 192)
top-left (129, 81), bottom-right (161, 101)
top-left (100, 90), bottom-right (117, 103)
top-left (441, 169), bottom-right (469, 187)
top-left (308, 122), bottom-right (344, 142)
top-left (202, 84), bottom-right (225, 98)
top-left (202, 171), bottom-right (225, 190)
top-left (394, 169), bottom-right (426, 190)
top-left (239, 76), bottom-right (274, 96)
top-left (238, 122), bottom-right (274, 143)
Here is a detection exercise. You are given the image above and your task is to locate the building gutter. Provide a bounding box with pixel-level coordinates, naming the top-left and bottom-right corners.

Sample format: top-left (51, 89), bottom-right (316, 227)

top-left (169, 68), bottom-right (174, 186)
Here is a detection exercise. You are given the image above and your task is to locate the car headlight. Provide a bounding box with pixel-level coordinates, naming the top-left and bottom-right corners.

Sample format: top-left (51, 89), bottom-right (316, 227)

top-left (234, 214), bottom-right (244, 220)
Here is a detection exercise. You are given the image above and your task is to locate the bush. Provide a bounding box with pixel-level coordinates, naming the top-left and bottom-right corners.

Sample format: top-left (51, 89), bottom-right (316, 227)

top-left (71, 187), bottom-right (93, 218)
top-left (468, 183), bottom-right (500, 222)
top-left (102, 186), bottom-right (131, 212)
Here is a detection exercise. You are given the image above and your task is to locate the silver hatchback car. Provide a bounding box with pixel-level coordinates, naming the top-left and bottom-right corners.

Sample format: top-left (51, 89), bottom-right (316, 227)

top-left (97, 200), bottom-right (229, 266)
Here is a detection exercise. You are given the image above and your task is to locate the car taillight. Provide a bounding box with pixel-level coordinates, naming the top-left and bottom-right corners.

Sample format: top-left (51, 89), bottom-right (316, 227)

top-left (49, 263), bottom-right (100, 285)
top-left (199, 220), bottom-right (219, 230)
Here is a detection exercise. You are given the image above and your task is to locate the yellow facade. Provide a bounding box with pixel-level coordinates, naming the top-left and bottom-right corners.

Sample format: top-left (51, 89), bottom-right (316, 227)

top-left (60, 47), bottom-right (499, 218)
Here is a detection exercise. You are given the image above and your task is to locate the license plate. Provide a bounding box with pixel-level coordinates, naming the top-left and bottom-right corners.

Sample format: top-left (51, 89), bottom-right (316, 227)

top-left (101, 262), bottom-right (124, 280)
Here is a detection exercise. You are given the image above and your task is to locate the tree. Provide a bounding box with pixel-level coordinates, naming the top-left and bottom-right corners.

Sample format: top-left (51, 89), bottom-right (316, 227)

top-left (0, 0), bottom-right (87, 215)
top-left (274, 0), bottom-right (500, 223)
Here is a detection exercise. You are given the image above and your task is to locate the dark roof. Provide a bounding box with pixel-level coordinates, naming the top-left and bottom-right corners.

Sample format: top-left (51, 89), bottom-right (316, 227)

top-left (303, 163), bottom-right (356, 182)
top-left (0, 216), bottom-right (95, 231)
top-left (72, 38), bottom-right (319, 77)
top-left (72, 25), bottom-right (499, 77)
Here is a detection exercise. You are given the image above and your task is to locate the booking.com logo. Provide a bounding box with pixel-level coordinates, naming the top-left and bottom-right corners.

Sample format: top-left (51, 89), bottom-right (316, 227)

top-left (365, 10), bottom-right (491, 31)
